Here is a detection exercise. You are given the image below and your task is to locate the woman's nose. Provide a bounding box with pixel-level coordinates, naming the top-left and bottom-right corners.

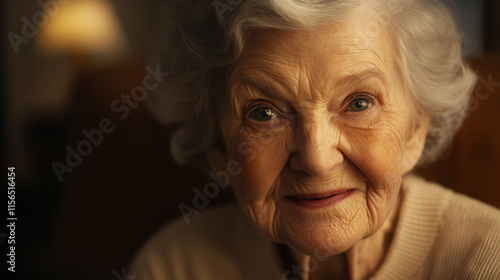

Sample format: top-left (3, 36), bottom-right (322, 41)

top-left (289, 119), bottom-right (343, 177)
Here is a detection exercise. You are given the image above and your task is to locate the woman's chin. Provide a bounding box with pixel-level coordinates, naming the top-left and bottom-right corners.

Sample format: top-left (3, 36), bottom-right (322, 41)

top-left (268, 201), bottom-right (367, 256)
top-left (278, 221), bottom-right (367, 257)
top-left (284, 234), bottom-right (357, 257)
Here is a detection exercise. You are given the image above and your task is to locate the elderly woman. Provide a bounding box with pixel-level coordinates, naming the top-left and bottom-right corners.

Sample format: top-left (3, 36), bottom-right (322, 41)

top-left (131, 0), bottom-right (500, 279)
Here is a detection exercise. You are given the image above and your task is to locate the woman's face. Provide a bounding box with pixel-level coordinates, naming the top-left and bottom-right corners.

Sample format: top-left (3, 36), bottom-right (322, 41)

top-left (210, 9), bottom-right (429, 256)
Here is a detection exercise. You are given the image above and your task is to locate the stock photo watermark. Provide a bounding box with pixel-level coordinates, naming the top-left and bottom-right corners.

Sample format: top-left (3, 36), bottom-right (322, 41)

top-left (5, 167), bottom-right (17, 273)
top-left (110, 267), bottom-right (135, 280)
top-left (7, 0), bottom-right (69, 54)
top-left (212, 0), bottom-right (243, 21)
top-left (178, 160), bottom-right (241, 224)
top-left (282, 245), bottom-right (332, 280)
top-left (51, 65), bottom-right (169, 183)
top-left (466, 74), bottom-right (500, 117)
top-left (178, 130), bottom-right (276, 224)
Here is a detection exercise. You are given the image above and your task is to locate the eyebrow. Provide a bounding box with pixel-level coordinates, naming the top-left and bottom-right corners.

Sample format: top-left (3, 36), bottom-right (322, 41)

top-left (335, 69), bottom-right (389, 89)
top-left (232, 68), bottom-right (389, 98)
top-left (231, 74), bottom-right (284, 100)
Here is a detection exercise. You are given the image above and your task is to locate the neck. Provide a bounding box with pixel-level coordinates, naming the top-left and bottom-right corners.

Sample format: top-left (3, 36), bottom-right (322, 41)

top-left (345, 201), bottom-right (399, 280)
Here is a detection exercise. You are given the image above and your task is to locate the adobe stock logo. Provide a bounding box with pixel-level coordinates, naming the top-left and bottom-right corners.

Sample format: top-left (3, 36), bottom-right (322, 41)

top-left (212, 0), bottom-right (243, 21)
top-left (178, 130), bottom-right (275, 224)
top-left (51, 65), bottom-right (169, 183)
top-left (178, 160), bottom-right (242, 224)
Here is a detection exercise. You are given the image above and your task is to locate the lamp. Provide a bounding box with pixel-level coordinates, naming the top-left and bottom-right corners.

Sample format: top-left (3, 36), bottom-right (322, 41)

top-left (37, 0), bottom-right (128, 68)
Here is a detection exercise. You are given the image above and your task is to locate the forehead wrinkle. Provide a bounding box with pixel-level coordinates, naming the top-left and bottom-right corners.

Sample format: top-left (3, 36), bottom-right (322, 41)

top-left (356, 48), bottom-right (390, 69)
top-left (335, 68), bottom-right (389, 90)
top-left (230, 71), bottom-right (296, 103)
top-left (296, 63), bottom-right (330, 104)
top-left (333, 47), bottom-right (389, 69)
top-left (231, 48), bottom-right (299, 89)
top-left (303, 45), bottom-right (391, 93)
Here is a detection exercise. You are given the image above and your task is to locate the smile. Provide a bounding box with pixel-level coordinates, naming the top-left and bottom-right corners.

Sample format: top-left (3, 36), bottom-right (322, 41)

top-left (286, 189), bottom-right (354, 209)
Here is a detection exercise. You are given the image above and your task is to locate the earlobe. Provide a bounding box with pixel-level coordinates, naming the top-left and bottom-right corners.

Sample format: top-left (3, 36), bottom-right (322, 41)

top-left (402, 112), bottom-right (431, 174)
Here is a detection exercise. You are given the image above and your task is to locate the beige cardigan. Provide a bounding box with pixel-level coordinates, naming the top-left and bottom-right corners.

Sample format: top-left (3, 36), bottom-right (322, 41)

top-left (130, 176), bottom-right (500, 279)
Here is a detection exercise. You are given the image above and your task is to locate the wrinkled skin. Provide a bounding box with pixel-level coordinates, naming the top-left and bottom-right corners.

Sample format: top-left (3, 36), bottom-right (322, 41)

top-left (207, 7), bottom-right (430, 279)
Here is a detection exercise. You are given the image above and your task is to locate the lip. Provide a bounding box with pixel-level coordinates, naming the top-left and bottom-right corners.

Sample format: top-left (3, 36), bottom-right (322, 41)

top-left (286, 189), bottom-right (353, 209)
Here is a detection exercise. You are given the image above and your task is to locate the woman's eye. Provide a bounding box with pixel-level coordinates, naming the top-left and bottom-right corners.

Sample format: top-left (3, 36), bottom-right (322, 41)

top-left (346, 98), bottom-right (372, 112)
top-left (250, 107), bottom-right (278, 121)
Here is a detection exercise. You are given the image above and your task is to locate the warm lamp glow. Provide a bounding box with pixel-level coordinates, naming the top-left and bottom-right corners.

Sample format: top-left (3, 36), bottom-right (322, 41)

top-left (38, 0), bottom-right (127, 55)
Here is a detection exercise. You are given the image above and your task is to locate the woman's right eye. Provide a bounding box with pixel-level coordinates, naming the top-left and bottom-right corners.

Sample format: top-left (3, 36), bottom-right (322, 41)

top-left (249, 107), bottom-right (278, 122)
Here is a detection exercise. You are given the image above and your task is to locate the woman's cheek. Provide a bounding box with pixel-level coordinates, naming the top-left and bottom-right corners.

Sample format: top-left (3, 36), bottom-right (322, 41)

top-left (229, 130), bottom-right (290, 199)
top-left (343, 123), bottom-right (406, 188)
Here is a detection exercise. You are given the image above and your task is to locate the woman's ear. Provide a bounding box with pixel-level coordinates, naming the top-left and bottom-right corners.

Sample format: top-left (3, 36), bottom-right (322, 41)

top-left (402, 111), bottom-right (431, 174)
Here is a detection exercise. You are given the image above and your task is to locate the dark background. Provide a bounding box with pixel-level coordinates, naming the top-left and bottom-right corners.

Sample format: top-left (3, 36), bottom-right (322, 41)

top-left (2, 0), bottom-right (500, 279)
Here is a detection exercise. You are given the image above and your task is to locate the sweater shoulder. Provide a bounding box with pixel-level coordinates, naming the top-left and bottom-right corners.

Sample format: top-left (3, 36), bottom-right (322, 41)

top-left (403, 175), bottom-right (500, 224)
top-left (438, 189), bottom-right (500, 277)
top-left (129, 203), bottom-right (281, 280)
top-left (129, 203), bottom-right (244, 279)
top-left (408, 177), bottom-right (500, 278)
top-left (350, 176), bottom-right (500, 280)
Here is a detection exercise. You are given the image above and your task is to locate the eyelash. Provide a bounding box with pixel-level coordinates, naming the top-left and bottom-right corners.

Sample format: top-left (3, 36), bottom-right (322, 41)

top-left (343, 93), bottom-right (376, 112)
top-left (246, 100), bottom-right (275, 114)
top-left (244, 101), bottom-right (289, 128)
top-left (244, 92), bottom-right (378, 122)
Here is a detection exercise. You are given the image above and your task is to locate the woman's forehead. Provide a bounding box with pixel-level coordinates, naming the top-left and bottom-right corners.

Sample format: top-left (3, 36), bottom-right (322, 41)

top-left (232, 9), bottom-right (394, 81)
top-left (230, 26), bottom-right (395, 99)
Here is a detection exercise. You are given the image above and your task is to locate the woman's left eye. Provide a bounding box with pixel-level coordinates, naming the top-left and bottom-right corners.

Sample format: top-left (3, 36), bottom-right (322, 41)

top-left (250, 107), bottom-right (278, 121)
top-left (346, 98), bottom-right (372, 112)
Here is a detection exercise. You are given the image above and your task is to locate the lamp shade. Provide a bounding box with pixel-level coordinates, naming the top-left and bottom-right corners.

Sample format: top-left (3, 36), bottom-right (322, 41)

top-left (37, 0), bottom-right (127, 55)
